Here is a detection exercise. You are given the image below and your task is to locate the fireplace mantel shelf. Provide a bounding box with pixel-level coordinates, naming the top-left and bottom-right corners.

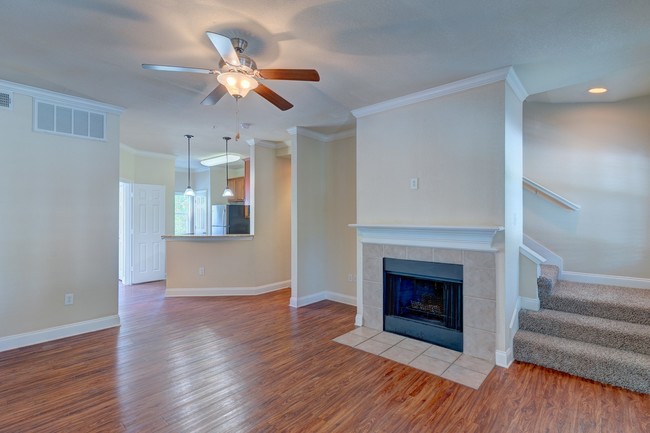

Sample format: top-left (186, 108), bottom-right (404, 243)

top-left (350, 224), bottom-right (504, 251)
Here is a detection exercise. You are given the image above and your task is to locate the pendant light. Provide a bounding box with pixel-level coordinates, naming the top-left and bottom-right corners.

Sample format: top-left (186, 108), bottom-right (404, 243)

top-left (184, 134), bottom-right (195, 197)
top-left (222, 136), bottom-right (234, 197)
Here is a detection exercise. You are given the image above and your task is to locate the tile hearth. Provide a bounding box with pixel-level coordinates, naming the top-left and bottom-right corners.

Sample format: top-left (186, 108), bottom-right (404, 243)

top-left (333, 327), bottom-right (494, 389)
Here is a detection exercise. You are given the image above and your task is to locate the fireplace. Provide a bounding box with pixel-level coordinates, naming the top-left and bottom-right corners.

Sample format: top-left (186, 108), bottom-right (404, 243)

top-left (384, 258), bottom-right (463, 351)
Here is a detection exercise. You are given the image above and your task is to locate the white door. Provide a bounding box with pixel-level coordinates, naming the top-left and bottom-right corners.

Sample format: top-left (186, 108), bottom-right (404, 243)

top-left (132, 184), bottom-right (166, 284)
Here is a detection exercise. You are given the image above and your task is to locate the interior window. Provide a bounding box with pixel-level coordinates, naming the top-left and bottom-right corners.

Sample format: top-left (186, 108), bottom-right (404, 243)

top-left (174, 191), bottom-right (208, 235)
top-left (174, 193), bottom-right (192, 235)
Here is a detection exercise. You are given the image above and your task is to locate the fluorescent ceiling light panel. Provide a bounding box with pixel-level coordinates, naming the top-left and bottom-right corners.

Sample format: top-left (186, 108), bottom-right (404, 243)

top-left (200, 154), bottom-right (241, 167)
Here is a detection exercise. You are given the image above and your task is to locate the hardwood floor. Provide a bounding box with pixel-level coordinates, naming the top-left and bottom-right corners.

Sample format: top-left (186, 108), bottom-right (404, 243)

top-left (0, 281), bottom-right (648, 433)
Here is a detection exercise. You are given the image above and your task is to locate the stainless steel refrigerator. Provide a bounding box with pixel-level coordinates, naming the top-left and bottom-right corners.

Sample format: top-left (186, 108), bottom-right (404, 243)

top-left (211, 204), bottom-right (250, 235)
top-left (211, 204), bottom-right (227, 235)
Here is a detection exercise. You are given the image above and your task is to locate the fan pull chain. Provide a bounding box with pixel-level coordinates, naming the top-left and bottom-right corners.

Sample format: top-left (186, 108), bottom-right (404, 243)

top-left (235, 97), bottom-right (241, 141)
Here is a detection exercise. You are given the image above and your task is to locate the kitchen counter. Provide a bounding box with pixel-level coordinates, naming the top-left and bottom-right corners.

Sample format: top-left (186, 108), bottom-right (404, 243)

top-left (162, 234), bottom-right (253, 242)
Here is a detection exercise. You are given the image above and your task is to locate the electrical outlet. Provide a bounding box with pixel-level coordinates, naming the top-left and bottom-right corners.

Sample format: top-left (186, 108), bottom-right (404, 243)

top-left (347, 274), bottom-right (356, 282)
top-left (199, 266), bottom-right (205, 276)
top-left (410, 178), bottom-right (419, 190)
top-left (64, 293), bottom-right (74, 305)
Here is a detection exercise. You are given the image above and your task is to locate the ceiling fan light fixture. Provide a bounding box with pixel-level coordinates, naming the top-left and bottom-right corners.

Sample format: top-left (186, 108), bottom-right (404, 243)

top-left (217, 72), bottom-right (258, 98)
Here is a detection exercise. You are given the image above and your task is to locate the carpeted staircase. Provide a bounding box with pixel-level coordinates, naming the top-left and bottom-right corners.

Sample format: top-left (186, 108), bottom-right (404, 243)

top-left (513, 264), bottom-right (650, 394)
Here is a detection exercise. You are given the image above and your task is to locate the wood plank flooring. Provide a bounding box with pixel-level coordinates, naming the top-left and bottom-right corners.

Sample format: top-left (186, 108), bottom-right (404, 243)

top-left (0, 281), bottom-right (648, 432)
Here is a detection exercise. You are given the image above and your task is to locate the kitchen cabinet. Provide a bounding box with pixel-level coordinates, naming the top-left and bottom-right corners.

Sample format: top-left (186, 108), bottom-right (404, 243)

top-left (227, 176), bottom-right (245, 202)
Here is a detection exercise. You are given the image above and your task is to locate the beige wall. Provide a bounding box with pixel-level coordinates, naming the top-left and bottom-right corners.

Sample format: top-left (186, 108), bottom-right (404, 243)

top-left (523, 95), bottom-right (650, 278)
top-left (356, 80), bottom-right (523, 358)
top-left (357, 83), bottom-right (507, 226)
top-left (165, 145), bottom-right (291, 290)
top-left (325, 136), bottom-right (358, 300)
top-left (291, 130), bottom-right (357, 304)
top-left (0, 92), bottom-right (119, 338)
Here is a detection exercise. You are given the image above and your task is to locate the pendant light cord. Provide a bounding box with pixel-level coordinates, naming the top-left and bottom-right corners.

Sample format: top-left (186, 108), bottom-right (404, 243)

top-left (185, 134), bottom-right (194, 188)
top-left (225, 137), bottom-right (229, 180)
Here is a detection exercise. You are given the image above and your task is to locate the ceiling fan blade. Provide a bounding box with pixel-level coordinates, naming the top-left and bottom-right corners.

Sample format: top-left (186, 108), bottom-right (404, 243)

top-left (142, 64), bottom-right (216, 74)
top-left (206, 32), bottom-right (241, 66)
top-left (258, 69), bottom-right (320, 81)
top-left (253, 83), bottom-right (293, 111)
top-left (201, 85), bottom-right (227, 105)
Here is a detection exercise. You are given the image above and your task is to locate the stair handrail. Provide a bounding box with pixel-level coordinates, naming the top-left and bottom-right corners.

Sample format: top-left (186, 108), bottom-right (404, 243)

top-left (523, 177), bottom-right (581, 211)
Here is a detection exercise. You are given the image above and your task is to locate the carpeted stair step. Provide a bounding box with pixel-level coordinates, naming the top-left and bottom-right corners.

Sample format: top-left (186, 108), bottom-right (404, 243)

top-left (537, 264), bottom-right (559, 297)
top-left (513, 330), bottom-right (650, 394)
top-left (519, 309), bottom-right (650, 355)
top-left (540, 280), bottom-right (650, 326)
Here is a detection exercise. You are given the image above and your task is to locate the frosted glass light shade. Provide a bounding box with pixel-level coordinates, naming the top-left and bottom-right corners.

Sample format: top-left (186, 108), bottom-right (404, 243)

top-left (200, 154), bottom-right (241, 167)
top-left (222, 187), bottom-right (234, 198)
top-left (217, 72), bottom-right (258, 98)
top-left (184, 186), bottom-right (195, 197)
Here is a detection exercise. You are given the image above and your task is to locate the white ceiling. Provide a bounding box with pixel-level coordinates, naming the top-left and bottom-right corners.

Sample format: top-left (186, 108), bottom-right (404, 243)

top-left (2, 0), bottom-right (649, 167)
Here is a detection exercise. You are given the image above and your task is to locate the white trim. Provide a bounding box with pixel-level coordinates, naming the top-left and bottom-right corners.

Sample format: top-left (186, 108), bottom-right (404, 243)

top-left (287, 126), bottom-right (356, 143)
top-left (0, 79), bottom-right (123, 114)
top-left (519, 244), bottom-right (546, 265)
top-left (120, 143), bottom-right (176, 160)
top-left (520, 296), bottom-right (541, 311)
top-left (561, 271), bottom-right (650, 290)
top-left (290, 291), bottom-right (327, 307)
top-left (355, 314), bottom-right (363, 327)
top-left (289, 291), bottom-right (356, 308)
top-left (0, 315), bottom-right (120, 353)
top-left (352, 67), bottom-right (514, 118)
top-left (165, 280), bottom-right (290, 297)
top-left (495, 348), bottom-right (513, 368)
top-left (510, 297), bottom-right (521, 332)
top-left (351, 224), bottom-right (504, 251)
top-left (505, 68), bottom-right (529, 102)
top-left (523, 177), bottom-right (581, 211)
top-left (523, 235), bottom-right (564, 270)
top-left (246, 138), bottom-right (284, 149)
top-left (325, 291), bottom-right (356, 306)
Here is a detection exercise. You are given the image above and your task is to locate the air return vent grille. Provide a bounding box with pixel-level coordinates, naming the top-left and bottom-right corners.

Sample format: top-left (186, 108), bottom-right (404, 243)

top-left (34, 99), bottom-right (106, 140)
top-left (0, 90), bottom-right (12, 110)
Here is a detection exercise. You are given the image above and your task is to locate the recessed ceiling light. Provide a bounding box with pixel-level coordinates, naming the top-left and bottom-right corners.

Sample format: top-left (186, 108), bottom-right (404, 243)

top-left (200, 154), bottom-right (241, 167)
top-left (588, 87), bottom-right (608, 94)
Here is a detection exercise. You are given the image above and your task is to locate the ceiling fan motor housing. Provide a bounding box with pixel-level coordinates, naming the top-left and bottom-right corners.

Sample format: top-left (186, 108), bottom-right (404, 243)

top-left (230, 38), bottom-right (248, 54)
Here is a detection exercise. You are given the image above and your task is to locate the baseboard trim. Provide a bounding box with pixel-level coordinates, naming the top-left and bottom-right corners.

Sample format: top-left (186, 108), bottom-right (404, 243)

top-left (495, 348), bottom-right (514, 368)
top-left (355, 313), bottom-right (363, 327)
top-left (0, 315), bottom-right (121, 353)
top-left (165, 280), bottom-right (291, 297)
top-left (291, 291), bottom-right (357, 308)
top-left (324, 292), bottom-right (356, 306)
top-left (520, 296), bottom-right (540, 311)
top-left (561, 271), bottom-right (650, 290)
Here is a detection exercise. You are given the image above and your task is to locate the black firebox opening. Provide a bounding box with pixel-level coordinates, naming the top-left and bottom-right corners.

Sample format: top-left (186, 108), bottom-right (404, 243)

top-left (383, 258), bottom-right (463, 352)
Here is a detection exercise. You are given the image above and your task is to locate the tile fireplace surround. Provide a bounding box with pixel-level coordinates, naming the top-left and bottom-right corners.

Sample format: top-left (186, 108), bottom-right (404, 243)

top-left (353, 225), bottom-right (504, 364)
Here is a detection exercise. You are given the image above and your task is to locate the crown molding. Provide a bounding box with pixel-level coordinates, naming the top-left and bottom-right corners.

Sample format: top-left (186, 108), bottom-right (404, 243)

top-left (246, 138), bottom-right (283, 149)
top-left (120, 143), bottom-right (176, 160)
top-left (505, 68), bottom-right (529, 102)
top-left (0, 79), bottom-right (124, 114)
top-left (286, 126), bottom-right (355, 143)
top-left (352, 67), bottom-right (529, 118)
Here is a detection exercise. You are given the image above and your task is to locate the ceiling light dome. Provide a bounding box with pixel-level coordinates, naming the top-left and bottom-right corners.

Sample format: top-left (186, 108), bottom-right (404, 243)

top-left (217, 72), bottom-right (258, 98)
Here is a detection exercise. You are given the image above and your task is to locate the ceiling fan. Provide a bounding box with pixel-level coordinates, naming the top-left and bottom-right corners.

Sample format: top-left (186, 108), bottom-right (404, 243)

top-left (142, 32), bottom-right (320, 111)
